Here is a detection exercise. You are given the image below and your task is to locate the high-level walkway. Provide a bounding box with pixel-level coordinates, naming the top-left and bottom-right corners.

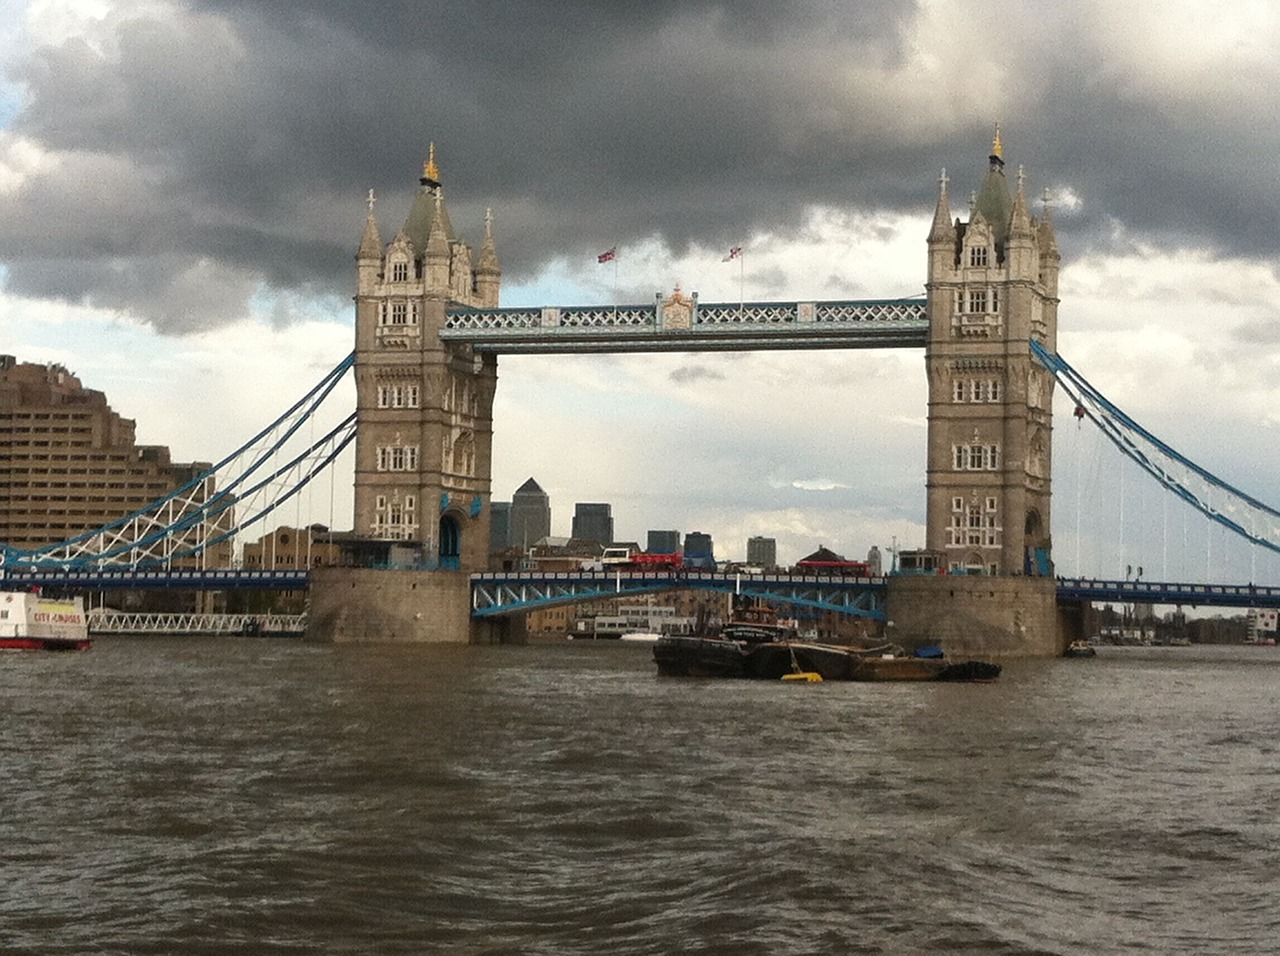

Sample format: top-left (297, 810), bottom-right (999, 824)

top-left (441, 297), bottom-right (928, 353)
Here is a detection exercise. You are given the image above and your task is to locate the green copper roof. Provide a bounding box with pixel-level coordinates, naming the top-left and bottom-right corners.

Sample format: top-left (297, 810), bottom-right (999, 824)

top-left (974, 161), bottom-right (1013, 246)
top-left (402, 185), bottom-right (455, 255)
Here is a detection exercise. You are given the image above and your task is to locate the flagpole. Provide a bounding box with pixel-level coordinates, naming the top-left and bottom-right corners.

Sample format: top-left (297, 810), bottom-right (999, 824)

top-left (738, 249), bottom-right (744, 319)
top-left (598, 246), bottom-right (619, 320)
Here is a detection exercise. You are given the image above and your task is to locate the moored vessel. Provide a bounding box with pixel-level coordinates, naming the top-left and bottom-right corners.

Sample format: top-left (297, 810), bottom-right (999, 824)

top-left (0, 592), bottom-right (92, 651)
top-left (847, 653), bottom-right (1001, 681)
top-left (1064, 639), bottom-right (1097, 658)
top-left (653, 600), bottom-right (999, 682)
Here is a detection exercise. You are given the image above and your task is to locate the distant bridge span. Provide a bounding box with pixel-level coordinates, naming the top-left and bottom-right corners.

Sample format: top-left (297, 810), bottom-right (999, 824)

top-left (10, 568), bottom-right (1280, 614)
top-left (9, 566), bottom-right (1280, 617)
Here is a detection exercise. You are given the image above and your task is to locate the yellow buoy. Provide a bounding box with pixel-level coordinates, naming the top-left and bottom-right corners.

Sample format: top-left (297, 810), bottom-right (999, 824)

top-left (781, 671), bottom-right (823, 683)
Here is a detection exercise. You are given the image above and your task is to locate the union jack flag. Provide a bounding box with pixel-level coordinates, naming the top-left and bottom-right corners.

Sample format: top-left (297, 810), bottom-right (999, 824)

top-left (723, 246), bottom-right (742, 262)
top-left (597, 247), bottom-right (617, 263)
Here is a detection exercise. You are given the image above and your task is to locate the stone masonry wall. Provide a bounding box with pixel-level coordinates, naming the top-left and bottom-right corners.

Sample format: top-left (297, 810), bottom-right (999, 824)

top-left (885, 575), bottom-right (1062, 658)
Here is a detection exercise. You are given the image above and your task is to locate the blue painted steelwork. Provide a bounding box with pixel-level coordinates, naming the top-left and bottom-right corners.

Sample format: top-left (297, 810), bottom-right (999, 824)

top-left (1055, 577), bottom-right (1280, 609)
top-left (2, 567), bottom-right (310, 590)
top-left (1033, 340), bottom-right (1280, 556)
top-left (11, 567), bottom-right (1279, 611)
top-left (442, 298), bottom-right (929, 353)
top-left (470, 570), bottom-right (888, 620)
top-left (469, 570), bottom-right (1280, 620)
top-left (1, 354), bottom-right (357, 571)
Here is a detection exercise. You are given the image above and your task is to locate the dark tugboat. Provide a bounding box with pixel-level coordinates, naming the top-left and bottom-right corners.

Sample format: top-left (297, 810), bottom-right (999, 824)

top-left (652, 601), bottom-right (795, 678)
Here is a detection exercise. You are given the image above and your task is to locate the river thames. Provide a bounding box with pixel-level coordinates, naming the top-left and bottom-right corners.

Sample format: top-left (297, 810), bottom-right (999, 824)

top-left (1, 638), bottom-right (1276, 954)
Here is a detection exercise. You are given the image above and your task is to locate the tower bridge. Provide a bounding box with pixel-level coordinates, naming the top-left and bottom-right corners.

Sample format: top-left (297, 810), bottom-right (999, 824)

top-left (16, 132), bottom-right (1270, 653)
top-left (303, 130), bottom-right (1069, 655)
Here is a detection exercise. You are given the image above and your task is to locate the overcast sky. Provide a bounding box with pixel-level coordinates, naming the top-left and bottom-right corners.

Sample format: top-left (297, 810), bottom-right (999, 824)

top-left (5, 0), bottom-right (1280, 579)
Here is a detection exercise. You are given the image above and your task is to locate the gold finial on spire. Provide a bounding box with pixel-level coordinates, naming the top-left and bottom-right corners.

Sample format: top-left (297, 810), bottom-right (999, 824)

top-left (992, 122), bottom-right (1003, 160)
top-left (423, 142), bottom-right (440, 183)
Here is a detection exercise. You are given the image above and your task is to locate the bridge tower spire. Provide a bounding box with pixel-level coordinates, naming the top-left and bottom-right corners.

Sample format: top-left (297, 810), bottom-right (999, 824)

top-left (923, 132), bottom-right (1059, 575)
top-left (347, 149), bottom-right (501, 578)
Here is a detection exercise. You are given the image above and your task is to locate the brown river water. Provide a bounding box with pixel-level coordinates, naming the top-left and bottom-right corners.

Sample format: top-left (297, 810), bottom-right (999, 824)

top-left (1, 638), bottom-right (1277, 954)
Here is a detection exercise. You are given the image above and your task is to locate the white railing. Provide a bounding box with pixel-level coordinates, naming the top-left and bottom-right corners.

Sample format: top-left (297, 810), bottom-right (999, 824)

top-left (87, 610), bottom-right (306, 635)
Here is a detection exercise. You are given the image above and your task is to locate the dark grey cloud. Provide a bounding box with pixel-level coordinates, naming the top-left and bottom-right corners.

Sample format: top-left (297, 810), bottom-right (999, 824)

top-left (669, 364), bottom-right (724, 384)
top-left (3, 0), bottom-right (1279, 332)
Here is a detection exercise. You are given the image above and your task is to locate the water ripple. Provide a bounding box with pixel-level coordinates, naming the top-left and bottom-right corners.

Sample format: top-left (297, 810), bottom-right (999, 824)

top-left (0, 640), bottom-right (1276, 953)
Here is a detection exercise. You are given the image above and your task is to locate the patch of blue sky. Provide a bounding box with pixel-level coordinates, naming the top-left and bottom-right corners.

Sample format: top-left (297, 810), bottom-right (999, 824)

top-left (0, 0), bottom-right (27, 128)
top-left (0, 85), bottom-right (21, 129)
top-left (7, 308), bottom-right (171, 392)
top-left (248, 284), bottom-right (349, 328)
top-left (502, 260), bottom-right (598, 309)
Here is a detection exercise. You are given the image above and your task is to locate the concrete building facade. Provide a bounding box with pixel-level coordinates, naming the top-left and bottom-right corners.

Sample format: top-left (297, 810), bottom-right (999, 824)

top-left (0, 354), bottom-right (225, 564)
top-left (746, 536), bottom-right (777, 568)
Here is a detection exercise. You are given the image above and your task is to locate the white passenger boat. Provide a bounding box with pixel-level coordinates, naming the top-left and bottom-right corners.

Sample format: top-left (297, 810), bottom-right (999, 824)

top-left (0, 592), bottom-right (92, 650)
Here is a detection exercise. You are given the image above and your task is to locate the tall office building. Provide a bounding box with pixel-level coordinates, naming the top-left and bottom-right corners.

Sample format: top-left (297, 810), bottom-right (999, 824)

top-left (489, 500), bottom-right (511, 551)
top-left (746, 536), bottom-right (777, 568)
top-left (647, 529), bottom-right (680, 554)
top-left (572, 503), bottom-right (613, 545)
top-left (510, 477), bottom-right (550, 549)
top-left (866, 545), bottom-right (883, 576)
top-left (683, 531), bottom-right (715, 568)
top-left (0, 354), bottom-right (227, 565)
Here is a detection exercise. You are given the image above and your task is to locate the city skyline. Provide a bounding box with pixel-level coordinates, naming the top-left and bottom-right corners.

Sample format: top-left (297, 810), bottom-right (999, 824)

top-left (5, 3), bottom-right (1280, 580)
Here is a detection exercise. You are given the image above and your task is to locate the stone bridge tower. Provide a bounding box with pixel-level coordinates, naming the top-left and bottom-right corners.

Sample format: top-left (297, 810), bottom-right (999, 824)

top-left (350, 147), bottom-right (500, 572)
top-left (923, 130), bottom-right (1060, 576)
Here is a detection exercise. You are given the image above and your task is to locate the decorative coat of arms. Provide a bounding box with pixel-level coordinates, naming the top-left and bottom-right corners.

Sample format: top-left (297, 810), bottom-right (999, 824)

top-left (661, 285), bottom-right (695, 331)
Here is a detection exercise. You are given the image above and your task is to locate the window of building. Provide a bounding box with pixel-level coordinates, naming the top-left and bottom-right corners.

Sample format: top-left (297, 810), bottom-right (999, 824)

top-left (376, 444), bottom-right (420, 472)
top-left (967, 290), bottom-right (988, 314)
top-left (946, 503), bottom-right (1002, 549)
top-left (376, 384), bottom-right (422, 409)
top-left (954, 377), bottom-right (1003, 403)
top-left (391, 260), bottom-right (409, 282)
top-left (969, 246), bottom-right (988, 267)
top-left (952, 443), bottom-right (1001, 471)
top-left (373, 493), bottom-right (418, 540)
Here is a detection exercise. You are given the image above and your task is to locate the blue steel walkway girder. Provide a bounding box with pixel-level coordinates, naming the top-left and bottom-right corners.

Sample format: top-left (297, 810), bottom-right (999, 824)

top-left (1055, 578), bottom-right (1280, 609)
top-left (469, 570), bottom-right (888, 620)
top-left (442, 298), bottom-right (928, 354)
top-left (1, 567), bottom-right (310, 591)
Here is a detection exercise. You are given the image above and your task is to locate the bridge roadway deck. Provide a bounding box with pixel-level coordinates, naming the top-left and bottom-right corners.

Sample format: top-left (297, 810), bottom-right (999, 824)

top-left (471, 569), bottom-right (889, 619)
top-left (1, 568), bottom-right (309, 590)
top-left (1053, 578), bottom-right (1280, 609)
top-left (7, 567), bottom-right (1280, 614)
top-left (441, 298), bottom-right (929, 353)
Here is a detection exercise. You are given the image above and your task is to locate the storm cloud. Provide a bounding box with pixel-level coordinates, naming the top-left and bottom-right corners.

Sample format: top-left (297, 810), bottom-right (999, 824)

top-left (4, 1), bottom-right (1279, 332)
